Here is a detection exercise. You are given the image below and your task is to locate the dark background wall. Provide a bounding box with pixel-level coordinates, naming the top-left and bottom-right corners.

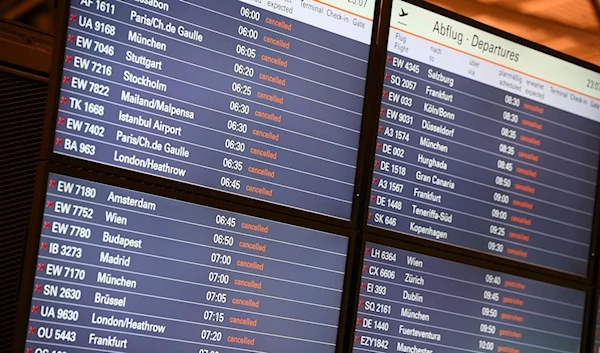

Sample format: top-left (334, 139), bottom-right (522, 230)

top-left (0, 20), bottom-right (52, 353)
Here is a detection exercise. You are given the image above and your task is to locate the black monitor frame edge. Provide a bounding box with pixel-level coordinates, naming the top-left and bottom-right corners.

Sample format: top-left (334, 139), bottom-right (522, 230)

top-left (588, 173), bottom-right (600, 352)
top-left (359, 0), bottom-right (600, 284)
top-left (582, 277), bottom-right (595, 353)
top-left (343, 233), bottom-right (593, 353)
top-left (340, 1), bottom-right (393, 351)
top-left (11, 161), bottom-right (358, 353)
top-left (587, 257), bottom-right (600, 353)
top-left (355, 0), bottom-right (394, 233)
top-left (40, 0), bottom-right (385, 231)
top-left (351, 0), bottom-right (387, 230)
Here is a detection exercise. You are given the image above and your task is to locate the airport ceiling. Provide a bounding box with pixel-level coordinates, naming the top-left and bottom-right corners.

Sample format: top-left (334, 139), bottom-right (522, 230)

top-left (0, 0), bottom-right (599, 65)
top-left (427, 0), bottom-right (600, 66)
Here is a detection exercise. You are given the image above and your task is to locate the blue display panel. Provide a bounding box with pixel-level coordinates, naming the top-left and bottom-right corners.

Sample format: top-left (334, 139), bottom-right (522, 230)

top-left (52, 0), bottom-right (376, 220)
top-left (367, 0), bottom-right (600, 275)
top-left (23, 173), bottom-right (349, 353)
top-left (353, 242), bottom-right (586, 353)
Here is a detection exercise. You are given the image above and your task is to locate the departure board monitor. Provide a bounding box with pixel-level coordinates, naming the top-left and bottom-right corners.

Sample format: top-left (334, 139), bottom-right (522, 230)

top-left (354, 241), bottom-right (586, 353)
top-left (21, 173), bottom-right (349, 353)
top-left (368, 0), bottom-right (600, 275)
top-left (52, 0), bottom-right (376, 220)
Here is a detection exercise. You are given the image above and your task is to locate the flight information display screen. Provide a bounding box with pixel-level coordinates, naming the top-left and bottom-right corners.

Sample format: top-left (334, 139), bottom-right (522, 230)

top-left (23, 173), bottom-right (348, 353)
top-left (353, 241), bottom-right (586, 353)
top-left (52, 0), bottom-right (376, 220)
top-left (367, 0), bottom-right (600, 274)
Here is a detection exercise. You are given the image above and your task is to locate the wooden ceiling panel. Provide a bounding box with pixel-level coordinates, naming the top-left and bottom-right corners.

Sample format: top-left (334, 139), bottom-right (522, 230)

top-left (517, 0), bottom-right (599, 30)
